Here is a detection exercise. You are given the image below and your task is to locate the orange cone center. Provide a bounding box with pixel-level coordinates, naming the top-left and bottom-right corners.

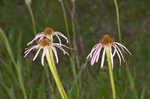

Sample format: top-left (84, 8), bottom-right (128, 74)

top-left (100, 34), bottom-right (114, 45)
top-left (43, 27), bottom-right (54, 35)
top-left (39, 38), bottom-right (51, 46)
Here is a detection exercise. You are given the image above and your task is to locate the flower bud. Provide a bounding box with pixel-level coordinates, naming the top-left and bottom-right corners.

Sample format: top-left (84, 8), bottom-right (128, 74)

top-left (25, 0), bottom-right (31, 5)
top-left (58, 0), bottom-right (62, 2)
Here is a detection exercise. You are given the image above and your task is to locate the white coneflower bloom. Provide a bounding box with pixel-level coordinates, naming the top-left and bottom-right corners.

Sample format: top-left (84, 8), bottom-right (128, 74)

top-left (24, 38), bottom-right (69, 66)
top-left (87, 34), bottom-right (131, 68)
top-left (27, 27), bottom-right (68, 46)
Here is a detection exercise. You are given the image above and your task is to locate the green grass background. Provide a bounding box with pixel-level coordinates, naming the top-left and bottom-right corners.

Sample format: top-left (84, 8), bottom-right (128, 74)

top-left (0, 0), bottom-right (150, 99)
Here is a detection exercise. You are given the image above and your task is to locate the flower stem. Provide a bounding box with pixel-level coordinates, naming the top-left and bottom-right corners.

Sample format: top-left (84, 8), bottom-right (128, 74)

top-left (58, 0), bottom-right (79, 97)
top-left (106, 48), bottom-right (116, 99)
top-left (44, 65), bottom-right (55, 97)
top-left (59, 0), bottom-right (71, 44)
top-left (46, 48), bottom-right (68, 99)
top-left (113, 0), bottom-right (121, 42)
top-left (26, 4), bottom-right (37, 35)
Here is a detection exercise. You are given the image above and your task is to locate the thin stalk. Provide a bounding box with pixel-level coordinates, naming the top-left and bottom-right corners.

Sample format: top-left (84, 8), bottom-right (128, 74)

top-left (113, 0), bottom-right (137, 98)
top-left (59, 0), bottom-right (71, 44)
top-left (106, 48), bottom-right (116, 99)
top-left (58, 0), bottom-right (77, 80)
top-left (46, 48), bottom-right (68, 99)
top-left (113, 0), bottom-right (121, 42)
top-left (26, 4), bottom-right (37, 35)
top-left (58, 0), bottom-right (79, 97)
top-left (71, 0), bottom-right (80, 68)
top-left (70, 0), bottom-right (80, 97)
top-left (0, 28), bottom-right (28, 99)
top-left (44, 65), bottom-right (55, 97)
top-left (70, 55), bottom-right (79, 97)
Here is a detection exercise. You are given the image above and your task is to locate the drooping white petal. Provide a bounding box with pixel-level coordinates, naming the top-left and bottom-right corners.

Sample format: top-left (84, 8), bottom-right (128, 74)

top-left (54, 32), bottom-right (68, 43)
top-left (56, 46), bottom-right (69, 55)
top-left (53, 43), bottom-right (70, 49)
top-left (112, 48), bottom-right (117, 57)
top-left (87, 44), bottom-right (100, 59)
top-left (27, 33), bottom-right (45, 46)
top-left (114, 42), bottom-right (132, 55)
top-left (114, 44), bottom-right (125, 62)
top-left (95, 45), bottom-right (103, 62)
top-left (33, 47), bottom-right (42, 61)
top-left (24, 45), bottom-right (39, 57)
top-left (91, 45), bottom-right (100, 65)
top-left (91, 44), bottom-right (102, 65)
top-left (41, 48), bottom-right (47, 66)
top-left (101, 47), bottom-right (106, 68)
top-left (112, 45), bottom-right (122, 65)
top-left (55, 34), bottom-right (62, 45)
top-left (51, 46), bottom-right (59, 63)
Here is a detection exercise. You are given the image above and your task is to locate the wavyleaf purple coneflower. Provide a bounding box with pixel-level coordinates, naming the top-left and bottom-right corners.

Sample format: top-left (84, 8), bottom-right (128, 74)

top-left (87, 34), bottom-right (131, 68)
top-left (27, 27), bottom-right (68, 46)
top-left (24, 38), bottom-right (69, 66)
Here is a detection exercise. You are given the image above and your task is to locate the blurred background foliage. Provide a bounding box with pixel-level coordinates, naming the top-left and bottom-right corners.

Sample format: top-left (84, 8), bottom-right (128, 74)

top-left (0, 0), bottom-right (150, 99)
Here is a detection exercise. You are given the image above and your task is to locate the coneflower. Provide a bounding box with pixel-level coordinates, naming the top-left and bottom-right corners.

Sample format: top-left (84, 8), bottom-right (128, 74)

top-left (87, 34), bottom-right (132, 99)
top-left (87, 34), bottom-right (131, 68)
top-left (24, 38), bottom-right (69, 66)
top-left (24, 29), bottom-right (69, 99)
top-left (27, 27), bottom-right (68, 46)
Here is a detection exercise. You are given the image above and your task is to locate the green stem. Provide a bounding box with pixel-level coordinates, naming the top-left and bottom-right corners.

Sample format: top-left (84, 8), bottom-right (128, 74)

top-left (113, 0), bottom-right (121, 42)
top-left (46, 48), bottom-right (68, 99)
top-left (106, 48), bottom-right (116, 99)
top-left (44, 65), bottom-right (54, 97)
top-left (70, 55), bottom-right (79, 97)
top-left (59, 0), bottom-right (71, 44)
top-left (70, 0), bottom-right (80, 97)
top-left (27, 5), bottom-right (37, 35)
top-left (59, 0), bottom-right (79, 97)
